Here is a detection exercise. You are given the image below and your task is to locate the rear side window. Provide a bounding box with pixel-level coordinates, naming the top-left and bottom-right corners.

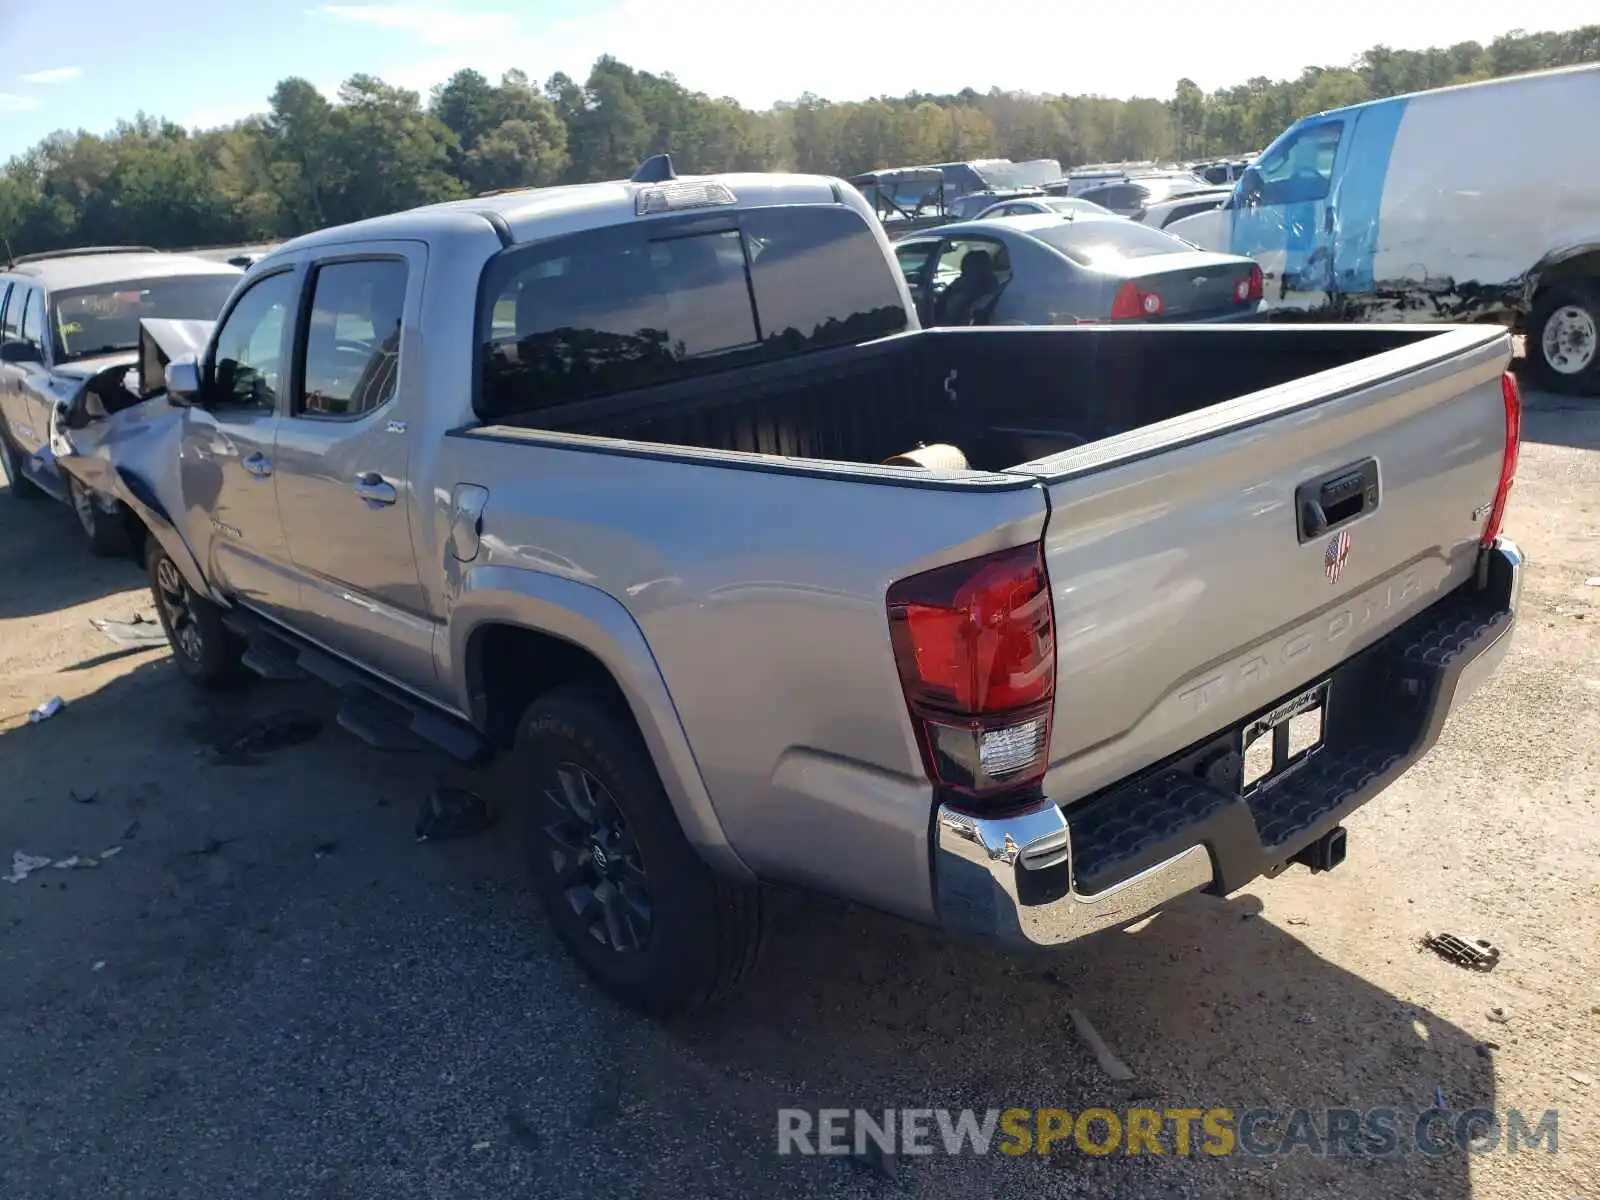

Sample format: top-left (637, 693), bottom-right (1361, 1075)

top-left (477, 206), bottom-right (907, 420)
top-left (20, 288), bottom-right (47, 352)
top-left (296, 259), bottom-right (409, 418)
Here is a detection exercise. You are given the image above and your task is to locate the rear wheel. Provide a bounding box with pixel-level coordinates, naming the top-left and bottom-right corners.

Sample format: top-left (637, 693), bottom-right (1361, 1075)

top-left (0, 431), bottom-right (44, 500)
top-left (147, 541), bottom-right (244, 686)
top-left (510, 682), bottom-right (763, 1015)
top-left (1526, 281), bottom-right (1600, 395)
top-left (68, 476), bottom-right (133, 558)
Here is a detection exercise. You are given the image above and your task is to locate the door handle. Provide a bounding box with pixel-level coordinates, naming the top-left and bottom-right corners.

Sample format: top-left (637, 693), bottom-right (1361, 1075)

top-left (353, 472), bottom-right (397, 506)
top-left (243, 452), bottom-right (273, 478)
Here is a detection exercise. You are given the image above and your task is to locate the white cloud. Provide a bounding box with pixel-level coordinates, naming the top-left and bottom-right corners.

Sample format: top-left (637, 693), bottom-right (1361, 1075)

top-left (0, 93), bottom-right (40, 113)
top-left (19, 66), bottom-right (82, 85)
top-left (313, 3), bottom-right (519, 47)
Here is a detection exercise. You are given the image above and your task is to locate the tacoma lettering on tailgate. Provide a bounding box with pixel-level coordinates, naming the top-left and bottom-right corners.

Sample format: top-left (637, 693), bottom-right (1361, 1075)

top-left (1178, 568), bottom-right (1424, 717)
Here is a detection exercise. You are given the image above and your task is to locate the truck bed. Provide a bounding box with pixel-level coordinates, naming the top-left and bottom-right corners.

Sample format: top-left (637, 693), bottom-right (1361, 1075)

top-left (463, 322), bottom-right (1513, 920)
top-left (492, 324), bottom-right (1435, 472)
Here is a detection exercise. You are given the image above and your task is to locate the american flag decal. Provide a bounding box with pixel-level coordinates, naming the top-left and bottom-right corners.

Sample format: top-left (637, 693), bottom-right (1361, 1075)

top-left (1324, 529), bottom-right (1352, 584)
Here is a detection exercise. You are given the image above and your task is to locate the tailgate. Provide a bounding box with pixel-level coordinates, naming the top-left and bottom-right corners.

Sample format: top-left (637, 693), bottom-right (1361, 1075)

top-left (1024, 325), bottom-right (1512, 804)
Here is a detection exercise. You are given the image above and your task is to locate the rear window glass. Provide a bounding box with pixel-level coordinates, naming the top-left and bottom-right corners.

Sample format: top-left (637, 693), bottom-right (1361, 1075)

top-left (1030, 220), bottom-right (1190, 266)
top-left (477, 206), bottom-right (906, 420)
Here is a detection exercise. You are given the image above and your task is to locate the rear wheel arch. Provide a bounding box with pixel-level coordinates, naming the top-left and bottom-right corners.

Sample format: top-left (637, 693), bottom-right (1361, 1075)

top-left (452, 576), bottom-right (752, 883)
top-left (1529, 245), bottom-right (1600, 297)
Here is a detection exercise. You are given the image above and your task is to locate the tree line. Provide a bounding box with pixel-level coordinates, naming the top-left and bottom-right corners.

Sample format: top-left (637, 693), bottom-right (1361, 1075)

top-left (1, 24), bottom-right (1596, 256)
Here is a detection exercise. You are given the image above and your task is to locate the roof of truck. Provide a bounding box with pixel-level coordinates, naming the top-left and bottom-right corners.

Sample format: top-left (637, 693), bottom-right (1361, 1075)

top-left (266, 171), bottom-right (854, 262)
top-left (4, 251), bottom-right (242, 290)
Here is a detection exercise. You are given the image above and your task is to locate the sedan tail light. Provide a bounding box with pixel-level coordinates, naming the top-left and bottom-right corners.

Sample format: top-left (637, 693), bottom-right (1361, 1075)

top-left (1235, 263), bottom-right (1264, 303)
top-left (1111, 282), bottom-right (1164, 320)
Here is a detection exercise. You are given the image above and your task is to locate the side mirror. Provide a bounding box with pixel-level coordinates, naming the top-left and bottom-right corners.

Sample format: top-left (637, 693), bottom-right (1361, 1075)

top-left (165, 355), bottom-right (203, 407)
top-left (1, 340), bottom-right (42, 365)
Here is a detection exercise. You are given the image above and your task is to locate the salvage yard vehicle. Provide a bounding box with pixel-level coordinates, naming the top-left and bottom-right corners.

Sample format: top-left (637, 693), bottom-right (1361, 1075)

top-left (1165, 62), bottom-right (1600, 394)
top-left (972, 195), bottom-right (1114, 221)
top-left (0, 247), bottom-right (243, 553)
top-left (891, 212), bottom-right (1265, 326)
top-left (64, 157), bottom-right (1523, 1016)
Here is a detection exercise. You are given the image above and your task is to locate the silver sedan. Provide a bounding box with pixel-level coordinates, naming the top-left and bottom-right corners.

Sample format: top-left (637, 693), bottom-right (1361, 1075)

top-left (972, 195), bottom-right (1114, 220)
top-left (891, 212), bottom-right (1265, 327)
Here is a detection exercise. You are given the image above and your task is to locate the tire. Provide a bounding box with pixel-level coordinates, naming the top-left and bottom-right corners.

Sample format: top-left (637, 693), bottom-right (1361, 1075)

top-left (1525, 281), bottom-right (1600, 396)
top-left (0, 430), bottom-right (45, 500)
top-left (510, 682), bottom-right (763, 1015)
top-left (146, 540), bottom-right (245, 687)
top-left (68, 475), bottom-right (133, 558)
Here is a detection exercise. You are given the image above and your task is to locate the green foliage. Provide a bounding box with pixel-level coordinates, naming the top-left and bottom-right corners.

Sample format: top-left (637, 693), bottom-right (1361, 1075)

top-left (1, 25), bottom-right (1595, 255)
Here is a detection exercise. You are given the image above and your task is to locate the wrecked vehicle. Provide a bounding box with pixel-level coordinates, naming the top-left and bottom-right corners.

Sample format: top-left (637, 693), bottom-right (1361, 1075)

top-left (0, 248), bottom-right (243, 552)
top-left (81, 158), bottom-right (1522, 1016)
top-left (1166, 62), bottom-right (1600, 395)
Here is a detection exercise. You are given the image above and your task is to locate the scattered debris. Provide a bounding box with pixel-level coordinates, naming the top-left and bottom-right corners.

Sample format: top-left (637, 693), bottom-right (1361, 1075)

top-left (1488, 1006), bottom-right (1512, 1024)
top-left (1420, 932), bottom-right (1501, 972)
top-left (99, 846), bottom-right (123, 860)
top-left (415, 787), bottom-right (495, 841)
top-left (212, 710), bottom-right (322, 762)
top-left (471, 1141), bottom-right (492, 1153)
top-left (1286, 916), bottom-right (1310, 926)
top-left (92, 961), bottom-right (105, 972)
top-left (52, 855), bottom-right (100, 871)
top-left (1068, 1005), bottom-right (1135, 1081)
top-left (1433, 1083), bottom-right (1448, 1111)
top-left (69, 789), bottom-right (97, 805)
top-left (27, 696), bottom-right (64, 723)
top-left (90, 614), bottom-right (169, 649)
top-left (312, 840), bottom-right (339, 859)
top-left (120, 819), bottom-right (141, 842)
top-left (4, 852), bottom-right (52, 883)
top-left (1570, 1071), bottom-right (1593, 1087)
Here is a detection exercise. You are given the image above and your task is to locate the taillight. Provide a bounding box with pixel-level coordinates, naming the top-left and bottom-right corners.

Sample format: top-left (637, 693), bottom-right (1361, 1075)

top-left (887, 543), bottom-right (1056, 805)
top-left (1481, 370), bottom-right (1522, 547)
top-left (1110, 281), bottom-right (1163, 320)
top-left (1238, 264), bottom-right (1263, 302)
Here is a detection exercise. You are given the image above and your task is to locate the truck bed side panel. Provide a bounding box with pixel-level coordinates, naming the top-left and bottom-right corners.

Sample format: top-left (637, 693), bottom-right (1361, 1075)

top-left (1031, 327), bottom-right (1511, 806)
top-left (436, 431), bottom-right (1048, 921)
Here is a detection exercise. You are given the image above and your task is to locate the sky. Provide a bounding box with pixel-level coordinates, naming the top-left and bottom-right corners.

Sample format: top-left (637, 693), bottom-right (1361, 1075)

top-left (0, 0), bottom-right (1596, 160)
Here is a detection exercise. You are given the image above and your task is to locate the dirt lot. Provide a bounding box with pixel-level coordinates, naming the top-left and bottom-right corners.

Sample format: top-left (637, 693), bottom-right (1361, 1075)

top-left (1, 388), bottom-right (1596, 1200)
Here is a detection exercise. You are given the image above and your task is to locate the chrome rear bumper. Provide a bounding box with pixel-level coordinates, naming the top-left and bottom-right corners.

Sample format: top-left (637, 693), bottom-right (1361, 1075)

top-left (933, 537), bottom-right (1523, 949)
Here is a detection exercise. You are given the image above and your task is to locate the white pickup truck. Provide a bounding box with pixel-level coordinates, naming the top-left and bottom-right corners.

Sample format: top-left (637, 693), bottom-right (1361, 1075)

top-left (55, 159), bottom-right (1523, 1015)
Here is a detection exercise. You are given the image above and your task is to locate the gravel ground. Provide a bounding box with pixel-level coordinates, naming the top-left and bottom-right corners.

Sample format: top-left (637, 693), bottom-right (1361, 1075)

top-left (1, 387), bottom-right (1596, 1199)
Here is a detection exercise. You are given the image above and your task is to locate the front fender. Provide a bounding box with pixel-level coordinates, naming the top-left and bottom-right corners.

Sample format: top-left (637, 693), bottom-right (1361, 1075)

top-left (448, 565), bottom-right (753, 883)
top-left (50, 399), bottom-right (217, 603)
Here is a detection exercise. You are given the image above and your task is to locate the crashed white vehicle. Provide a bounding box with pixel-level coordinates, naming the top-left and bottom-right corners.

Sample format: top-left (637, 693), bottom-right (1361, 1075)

top-left (1167, 63), bottom-right (1600, 395)
top-left (0, 248), bottom-right (241, 553)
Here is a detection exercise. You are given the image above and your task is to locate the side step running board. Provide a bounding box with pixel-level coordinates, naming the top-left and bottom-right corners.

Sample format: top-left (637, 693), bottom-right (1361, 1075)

top-left (223, 610), bottom-right (490, 763)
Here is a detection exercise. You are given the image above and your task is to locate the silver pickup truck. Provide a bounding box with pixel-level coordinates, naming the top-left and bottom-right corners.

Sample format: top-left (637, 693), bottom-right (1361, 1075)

top-left (57, 159), bottom-right (1524, 1016)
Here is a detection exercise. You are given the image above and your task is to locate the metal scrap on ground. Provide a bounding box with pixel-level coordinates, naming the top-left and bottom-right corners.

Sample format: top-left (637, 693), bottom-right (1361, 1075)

top-left (1420, 932), bottom-right (1502, 971)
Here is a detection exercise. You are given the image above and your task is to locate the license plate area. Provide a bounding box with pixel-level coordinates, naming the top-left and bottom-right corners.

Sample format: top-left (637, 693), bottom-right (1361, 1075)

top-left (1240, 681), bottom-right (1329, 795)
